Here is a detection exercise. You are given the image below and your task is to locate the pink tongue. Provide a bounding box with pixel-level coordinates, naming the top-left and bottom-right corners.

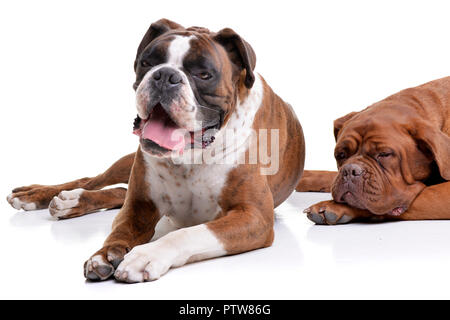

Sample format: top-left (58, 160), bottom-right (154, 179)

top-left (142, 119), bottom-right (186, 151)
top-left (390, 207), bottom-right (405, 216)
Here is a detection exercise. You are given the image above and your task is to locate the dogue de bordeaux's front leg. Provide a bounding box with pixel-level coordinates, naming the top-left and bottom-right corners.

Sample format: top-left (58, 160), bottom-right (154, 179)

top-left (114, 173), bottom-right (275, 283)
top-left (304, 200), bottom-right (373, 225)
top-left (397, 182), bottom-right (450, 221)
top-left (304, 182), bottom-right (450, 224)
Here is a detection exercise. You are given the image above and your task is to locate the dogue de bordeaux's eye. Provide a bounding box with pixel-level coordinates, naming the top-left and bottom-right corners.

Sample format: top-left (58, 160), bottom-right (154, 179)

top-left (375, 151), bottom-right (395, 169)
top-left (335, 151), bottom-right (347, 161)
top-left (376, 151), bottom-right (394, 160)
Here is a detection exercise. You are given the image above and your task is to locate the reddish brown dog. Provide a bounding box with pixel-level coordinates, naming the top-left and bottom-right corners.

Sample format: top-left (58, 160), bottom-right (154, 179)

top-left (7, 19), bottom-right (305, 282)
top-left (298, 77), bottom-right (450, 224)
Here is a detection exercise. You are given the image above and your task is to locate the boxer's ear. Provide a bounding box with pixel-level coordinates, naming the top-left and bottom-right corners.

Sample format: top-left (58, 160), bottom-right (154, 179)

top-left (333, 111), bottom-right (359, 141)
top-left (411, 121), bottom-right (450, 180)
top-left (134, 19), bottom-right (184, 71)
top-left (214, 28), bottom-right (256, 89)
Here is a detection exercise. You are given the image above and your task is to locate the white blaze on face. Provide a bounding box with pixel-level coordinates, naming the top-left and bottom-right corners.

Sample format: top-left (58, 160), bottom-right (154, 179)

top-left (167, 35), bottom-right (195, 67)
top-left (135, 35), bottom-right (198, 122)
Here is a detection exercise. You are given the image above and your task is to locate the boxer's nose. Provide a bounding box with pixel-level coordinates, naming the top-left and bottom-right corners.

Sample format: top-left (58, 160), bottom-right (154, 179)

top-left (152, 67), bottom-right (182, 87)
top-left (342, 163), bottom-right (363, 180)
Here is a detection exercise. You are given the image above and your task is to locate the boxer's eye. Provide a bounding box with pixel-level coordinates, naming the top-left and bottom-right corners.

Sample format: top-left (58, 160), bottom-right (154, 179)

top-left (196, 72), bottom-right (213, 81)
top-left (140, 61), bottom-right (152, 68)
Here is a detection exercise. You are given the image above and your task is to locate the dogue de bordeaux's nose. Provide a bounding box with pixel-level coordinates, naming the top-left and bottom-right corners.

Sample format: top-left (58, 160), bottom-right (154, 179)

top-left (152, 67), bottom-right (183, 88)
top-left (341, 163), bottom-right (364, 181)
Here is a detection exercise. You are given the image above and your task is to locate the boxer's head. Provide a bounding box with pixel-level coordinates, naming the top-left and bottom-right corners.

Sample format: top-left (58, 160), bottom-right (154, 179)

top-left (132, 19), bottom-right (256, 157)
top-left (332, 106), bottom-right (450, 216)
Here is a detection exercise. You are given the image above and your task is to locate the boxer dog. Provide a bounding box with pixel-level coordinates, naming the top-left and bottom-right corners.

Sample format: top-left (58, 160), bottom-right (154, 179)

top-left (6, 19), bottom-right (305, 282)
top-left (298, 77), bottom-right (450, 224)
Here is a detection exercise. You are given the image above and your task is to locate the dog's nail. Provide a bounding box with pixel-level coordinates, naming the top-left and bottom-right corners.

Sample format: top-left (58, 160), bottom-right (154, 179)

top-left (319, 207), bottom-right (326, 213)
top-left (303, 208), bottom-right (311, 214)
top-left (143, 272), bottom-right (149, 281)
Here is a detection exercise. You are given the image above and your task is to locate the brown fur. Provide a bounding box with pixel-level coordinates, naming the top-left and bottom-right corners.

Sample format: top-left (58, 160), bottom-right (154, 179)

top-left (296, 170), bottom-right (337, 193)
top-left (8, 20), bottom-right (305, 281)
top-left (7, 153), bottom-right (134, 213)
top-left (305, 77), bottom-right (450, 224)
top-left (210, 78), bottom-right (305, 254)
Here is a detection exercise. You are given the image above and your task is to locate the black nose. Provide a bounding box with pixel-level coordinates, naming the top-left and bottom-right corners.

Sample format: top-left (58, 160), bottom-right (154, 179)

top-left (152, 67), bottom-right (183, 86)
top-left (342, 163), bottom-right (363, 179)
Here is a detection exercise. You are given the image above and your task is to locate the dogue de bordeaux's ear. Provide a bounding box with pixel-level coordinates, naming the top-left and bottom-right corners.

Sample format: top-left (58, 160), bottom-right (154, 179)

top-left (333, 111), bottom-right (359, 141)
top-left (134, 19), bottom-right (184, 71)
top-left (410, 120), bottom-right (450, 180)
top-left (213, 28), bottom-right (256, 89)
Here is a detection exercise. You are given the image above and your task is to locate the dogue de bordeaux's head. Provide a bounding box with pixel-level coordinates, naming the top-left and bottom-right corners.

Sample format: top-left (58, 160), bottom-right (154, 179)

top-left (331, 103), bottom-right (450, 216)
top-left (131, 19), bottom-right (256, 157)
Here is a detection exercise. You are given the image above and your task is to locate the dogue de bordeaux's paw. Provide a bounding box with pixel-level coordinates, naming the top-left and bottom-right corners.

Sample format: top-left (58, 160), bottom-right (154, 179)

top-left (7, 184), bottom-right (59, 211)
top-left (303, 200), bottom-right (369, 225)
top-left (49, 188), bottom-right (87, 219)
top-left (84, 245), bottom-right (129, 281)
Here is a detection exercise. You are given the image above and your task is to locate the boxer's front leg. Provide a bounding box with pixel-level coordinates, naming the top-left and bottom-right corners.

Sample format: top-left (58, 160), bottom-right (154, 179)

top-left (114, 203), bottom-right (274, 283)
top-left (84, 198), bottom-right (161, 281)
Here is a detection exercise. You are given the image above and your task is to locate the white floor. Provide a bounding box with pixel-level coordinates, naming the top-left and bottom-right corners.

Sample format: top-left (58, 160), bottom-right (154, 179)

top-left (2, 191), bottom-right (450, 299)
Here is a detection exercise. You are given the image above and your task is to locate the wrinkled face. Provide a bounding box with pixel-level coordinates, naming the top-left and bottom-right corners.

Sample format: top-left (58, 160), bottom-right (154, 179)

top-left (133, 31), bottom-right (236, 157)
top-left (332, 119), bottom-right (433, 216)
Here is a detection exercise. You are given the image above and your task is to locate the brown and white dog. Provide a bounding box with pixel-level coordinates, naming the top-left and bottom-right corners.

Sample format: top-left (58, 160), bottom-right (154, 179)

top-left (297, 77), bottom-right (450, 224)
top-left (6, 19), bottom-right (305, 282)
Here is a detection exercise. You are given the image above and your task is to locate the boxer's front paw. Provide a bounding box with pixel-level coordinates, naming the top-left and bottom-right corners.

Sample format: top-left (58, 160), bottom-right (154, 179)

top-left (303, 200), bottom-right (360, 225)
top-left (7, 184), bottom-right (58, 211)
top-left (114, 242), bottom-right (175, 283)
top-left (84, 245), bottom-right (129, 281)
top-left (49, 189), bottom-right (85, 219)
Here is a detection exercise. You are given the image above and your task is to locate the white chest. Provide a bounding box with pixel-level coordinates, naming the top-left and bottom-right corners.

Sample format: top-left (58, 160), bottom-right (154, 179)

top-left (143, 157), bottom-right (234, 228)
top-left (142, 74), bottom-right (264, 228)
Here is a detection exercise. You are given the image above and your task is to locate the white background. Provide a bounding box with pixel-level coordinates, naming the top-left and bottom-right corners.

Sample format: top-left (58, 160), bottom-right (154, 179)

top-left (1, 0), bottom-right (450, 299)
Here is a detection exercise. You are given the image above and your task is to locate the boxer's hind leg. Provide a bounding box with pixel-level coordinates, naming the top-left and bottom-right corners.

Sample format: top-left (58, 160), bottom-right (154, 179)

top-left (48, 187), bottom-right (127, 219)
top-left (6, 152), bottom-right (135, 211)
top-left (296, 170), bottom-right (338, 193)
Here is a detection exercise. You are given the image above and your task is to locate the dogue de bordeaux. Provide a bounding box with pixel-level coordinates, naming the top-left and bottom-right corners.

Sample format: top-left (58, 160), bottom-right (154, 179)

top-left (6, 19), bottom-right (306, 282)
top-left (297, 77), bottom-right (450, 224)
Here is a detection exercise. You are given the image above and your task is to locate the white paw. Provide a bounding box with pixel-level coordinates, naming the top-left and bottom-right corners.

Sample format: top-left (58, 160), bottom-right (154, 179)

top-left (7, 194), bottom-right (37, 211)
top-left (49, 188), bottom-right (84, 218)
top-left (84, 254), bottom-right (114, 281)
top-left (114, 242), bottom-right (176, 283)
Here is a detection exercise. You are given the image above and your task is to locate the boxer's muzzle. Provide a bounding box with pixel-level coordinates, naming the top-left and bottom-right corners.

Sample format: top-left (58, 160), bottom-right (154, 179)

top-left (134, 66), bottom-right (223, 157)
